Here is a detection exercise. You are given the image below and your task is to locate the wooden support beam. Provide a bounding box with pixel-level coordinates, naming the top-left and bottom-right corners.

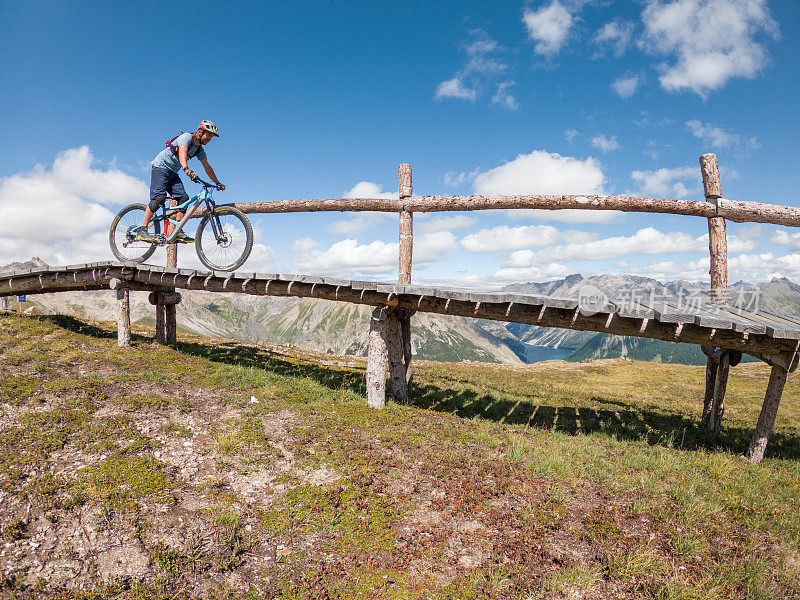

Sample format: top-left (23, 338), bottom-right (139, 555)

top-left (385, 309), bottom-right (407, 401)
top-left (111, 279), bottom-right (131, 348)
top-left (401, 309), bottom-right (414, 396)
top-left (700, 154), bottom-right (728, 303)
top-left (708, 351), bottom-right (730, 434)
top-left (366, 308), bottom-right (388, 409)
top-left (744, 364), bottom-right (789, 463)
top-left (165, 304), bottom-right (177, 344)
top-left (398, 163), bottom-right (414, 397)
top-left (155, 302), bottom-right (165, 342)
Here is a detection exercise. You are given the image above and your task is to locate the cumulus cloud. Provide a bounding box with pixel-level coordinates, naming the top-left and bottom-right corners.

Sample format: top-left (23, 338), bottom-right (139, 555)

top-left (327, 182), bottom-right (397, 236)
top-left (491, 81), bottom-right (519, 111)
top-left (630, 166), bottom-right (698, 198)
top-left (590, 134), bottom-right (621, 153)
top-left (418, 215), bottom-right (477, 233)
top-left (686, 119), bottom-right (760, 150)
top-left (0, 147), bottom-right (149, 265)
top-left (473, 150), bottom-right (605, 196)
top-left (292, 232), bottom-right (457, 277)
top-left (435, 30), bottom-right (509, 104)
top-left (612, 74), bottom-right (643, 98)
top-left (523, 1), bottom-right (574, 56)
top-left (500, 226), bottom-right (756, 265)
top-left (493, 262), bottom-right (573, 282)
top-left (641, 0), bottom-right (779, 97)
top-left (505, 208), bottom-right (619, 224)
top-left (593, 20), bottom-right (634, 58)
top-left (435, 77), bottom-right (478, 101)
top-left (461, 225), bottom-right (593, 253)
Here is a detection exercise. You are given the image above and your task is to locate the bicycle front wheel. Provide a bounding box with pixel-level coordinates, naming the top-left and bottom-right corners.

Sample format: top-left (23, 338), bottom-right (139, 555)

top-left (195, 206), bottom-right (253, 271)
top-left (109, 203), bottom-right (160, 263)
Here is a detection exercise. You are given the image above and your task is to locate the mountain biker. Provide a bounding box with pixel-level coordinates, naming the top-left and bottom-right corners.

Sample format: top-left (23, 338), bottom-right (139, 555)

top-left (136, 120), bottom-right (226, 243)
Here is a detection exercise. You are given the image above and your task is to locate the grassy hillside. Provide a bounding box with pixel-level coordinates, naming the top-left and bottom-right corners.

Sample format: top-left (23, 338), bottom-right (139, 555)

top-left (1, 312), bottom-right (799, 599)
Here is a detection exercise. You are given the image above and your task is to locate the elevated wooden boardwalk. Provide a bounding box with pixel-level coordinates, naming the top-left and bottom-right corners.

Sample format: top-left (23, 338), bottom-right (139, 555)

top-left (2, 261), bottom-right (799, 368)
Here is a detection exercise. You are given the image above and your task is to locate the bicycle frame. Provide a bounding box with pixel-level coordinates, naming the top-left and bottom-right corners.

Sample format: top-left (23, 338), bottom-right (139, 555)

top-left (155, 185), bottom-right (218, 243)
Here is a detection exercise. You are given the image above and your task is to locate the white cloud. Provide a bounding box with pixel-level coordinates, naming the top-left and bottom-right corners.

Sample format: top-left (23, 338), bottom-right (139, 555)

top-left (504, 227), bottom-right (700, 263)
top-left (435, 77), bottom-right (478, 101)
top-left (564, 128), bottom-right (579, 142)
top-left (327, 182), bottom-right (397, 235)
top-left (500, 226), bottom-right (757, 265)
top-left (593, 20), bottom-right (634, 58)
top-left (418, 215), bottom-right (477, 233)
top-left (473, 150), bottom-right (605, 196)
top-left (435, 30), bottom-right (507, 104)
top-left (461, 225), bottom-right (593, 253)
top-left (686, 119), bottom-right (760, 150)
top-left (612, 74), bottom-right (643, 98)
top-left (772, 229), bottom-right (800, 250)
top-left (641, 0), bottom-right (779, 97)
top-left (630, 166), bottom-right (698, 198)
top-left (505, 208), bottom-right (619, 224)
top-left (0, 147), bottom-right (149, 265)
top-left (493, 262), bottom-right (573, 282)
top-left (292, 232), bottom-right (457, 277)
top-left (491, 81), bottom-right (519, 110)
top-left (590, 134), bottom-right (621, 153)
top-left (523, 1), bottom-right (574, 56)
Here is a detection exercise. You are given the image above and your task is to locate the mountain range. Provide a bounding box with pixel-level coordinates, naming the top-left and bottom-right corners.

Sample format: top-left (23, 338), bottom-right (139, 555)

top-left (4, 258), bottom-right (800, 366)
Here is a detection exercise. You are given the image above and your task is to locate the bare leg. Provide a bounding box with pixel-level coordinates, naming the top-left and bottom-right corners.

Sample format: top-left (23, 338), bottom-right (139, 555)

top-left (142, 206), bottom-right (154, 228)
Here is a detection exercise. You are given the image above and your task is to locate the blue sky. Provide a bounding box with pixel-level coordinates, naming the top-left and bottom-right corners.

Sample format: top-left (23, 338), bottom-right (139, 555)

top-left (1, 1), bottom-right (798, 286)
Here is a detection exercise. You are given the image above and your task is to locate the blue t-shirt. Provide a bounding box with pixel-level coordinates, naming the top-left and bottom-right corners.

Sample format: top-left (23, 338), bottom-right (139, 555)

top-left (151, 132), bottom-right (207, 172)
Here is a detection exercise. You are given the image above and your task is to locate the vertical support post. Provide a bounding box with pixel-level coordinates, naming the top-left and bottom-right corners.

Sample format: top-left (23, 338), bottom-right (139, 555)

top-left (385, 309), bottom-right (407, 401)
top-left (155, 301), bottom-right (166, 342)
top-left (701, 350), bottom-right (718, 428)
top-left (165, 197), bottom-right (178, 343)
top-left (366, 308), bottom-right (388, 409)
top-left (166, 198), bottom-right (178, 270)
top-left (401, 309), bottom-right (414, 396)
top-left (708, 351), bottom-right (730, 434)
top-left (398, 163), bottom-right (414, 396)
top-left (700, 154), bottom-right (727, 304)
top-left (110, 279), bottom-right (131, 348)
top-left (745, 364), bottom-right (789, 463)
top-left (165, 303), bottom-right (177, 344)
top-left (0, 296), bottom-right (6, 310)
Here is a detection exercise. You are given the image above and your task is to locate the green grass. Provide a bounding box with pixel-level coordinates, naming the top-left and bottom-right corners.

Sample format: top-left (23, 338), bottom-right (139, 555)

top-left (1, 311), bottom-right (799, 599)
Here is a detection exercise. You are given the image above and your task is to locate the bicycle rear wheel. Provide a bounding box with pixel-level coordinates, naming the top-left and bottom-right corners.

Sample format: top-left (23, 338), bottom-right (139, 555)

top-left (195, 206), bottom-right (253, 271)
top-left (109, 203), bottom-right (160, 263)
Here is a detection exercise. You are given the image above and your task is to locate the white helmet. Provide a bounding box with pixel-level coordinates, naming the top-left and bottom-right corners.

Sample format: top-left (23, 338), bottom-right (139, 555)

top-left (199, 120), bottom-right (219, 137)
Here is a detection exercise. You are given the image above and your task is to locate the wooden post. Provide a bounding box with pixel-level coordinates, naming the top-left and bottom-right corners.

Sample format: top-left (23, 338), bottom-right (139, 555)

top-left (401, 309), bottom-right (414, 396)
top-left (110, 279), bottom-right (131, 348)
top-left (366, 308), bottom-right (388, 409)
top-left (166, 198), bottom-right (178, 270)
top-left (149, 291), bottom-right (181, 343)
top-left (385, 309), bottom-right (407, 401)
top-left (708, 351), bottom-right (730, 434)
top-left (398, 163), bottom-right (414, 397)
top-left (700, 154), bottom-right (727, 304)
top-left (155, 302), bottom-right (166, 342)
top-left (701, 348), bottom-right (719, 428)
top-left (165, 197), bottom-right (178, 343)
top-left (744, 365), bottom-right (789, 463)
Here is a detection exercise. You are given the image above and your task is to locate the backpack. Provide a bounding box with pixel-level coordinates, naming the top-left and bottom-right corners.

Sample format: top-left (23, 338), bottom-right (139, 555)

top-left (165, 131), bottom-right (197, 157)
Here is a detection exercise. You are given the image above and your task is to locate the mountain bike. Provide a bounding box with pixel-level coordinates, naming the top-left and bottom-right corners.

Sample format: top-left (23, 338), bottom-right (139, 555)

top-left (109, 178), bottom-right (253, 271)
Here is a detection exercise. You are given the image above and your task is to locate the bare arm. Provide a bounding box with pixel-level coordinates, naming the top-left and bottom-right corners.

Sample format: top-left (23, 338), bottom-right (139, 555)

top-left (178, 145), bottom-right (197, 180)
top-left (200, 159), bottom-right (225, 190)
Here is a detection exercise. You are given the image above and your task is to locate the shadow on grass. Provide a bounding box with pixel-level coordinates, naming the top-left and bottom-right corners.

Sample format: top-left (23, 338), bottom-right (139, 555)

top-left (37, 313), bottom-right (800, 461)
top-left (408, 383), bottom-right (800, 461)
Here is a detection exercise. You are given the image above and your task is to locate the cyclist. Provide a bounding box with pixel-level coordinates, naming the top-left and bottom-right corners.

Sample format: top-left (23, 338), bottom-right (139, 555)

top-left (136, 120), bottom-right (226, 243)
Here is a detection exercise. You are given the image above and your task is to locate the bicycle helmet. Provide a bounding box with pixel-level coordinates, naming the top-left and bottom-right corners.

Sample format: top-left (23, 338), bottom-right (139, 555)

top-left (199, 120), bottom-right (220, 137)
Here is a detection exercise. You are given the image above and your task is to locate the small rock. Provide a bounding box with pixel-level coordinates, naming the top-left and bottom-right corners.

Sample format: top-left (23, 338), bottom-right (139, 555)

top-left (250, 396), bottom-right (260, 404)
